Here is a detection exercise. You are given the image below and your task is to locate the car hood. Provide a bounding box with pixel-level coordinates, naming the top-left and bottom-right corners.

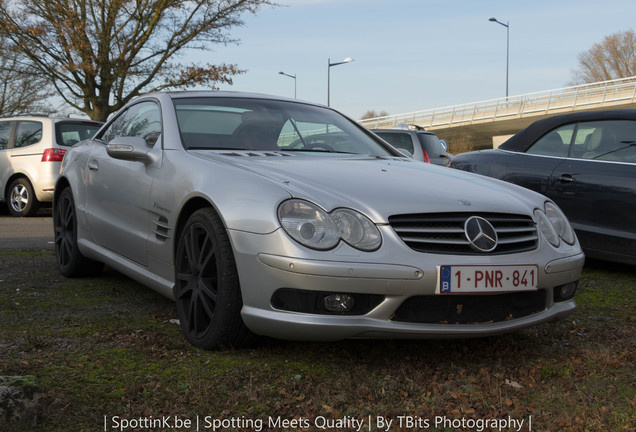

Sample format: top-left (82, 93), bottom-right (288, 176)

top-left (191, 151), bottom-right (543, 223)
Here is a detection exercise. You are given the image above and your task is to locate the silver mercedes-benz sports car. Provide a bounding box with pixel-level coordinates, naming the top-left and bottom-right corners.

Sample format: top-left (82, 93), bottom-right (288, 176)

top-left (54, 91), bottom-right (584, 349)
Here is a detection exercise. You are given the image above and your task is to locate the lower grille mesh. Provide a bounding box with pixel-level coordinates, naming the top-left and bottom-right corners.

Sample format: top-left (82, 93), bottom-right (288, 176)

top-left (392, 290), bottom-right (547, 324)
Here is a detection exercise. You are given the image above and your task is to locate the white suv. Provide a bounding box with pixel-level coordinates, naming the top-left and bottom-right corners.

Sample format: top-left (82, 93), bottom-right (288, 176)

top-left (0, 115), bottom-right (102, 216)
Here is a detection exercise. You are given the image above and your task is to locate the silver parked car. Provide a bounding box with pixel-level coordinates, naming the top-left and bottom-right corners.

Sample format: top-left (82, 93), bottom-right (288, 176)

top-left (0, 115), bottom-right (101, 216)
top-left (372, 125), bottom-right (452, 166)
top-left (54, 92), bottom-right (584, 349)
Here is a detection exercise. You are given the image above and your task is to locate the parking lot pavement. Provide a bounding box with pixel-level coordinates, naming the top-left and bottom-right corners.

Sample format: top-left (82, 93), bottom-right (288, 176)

top-left (0, 213), bottom-right (54, 251)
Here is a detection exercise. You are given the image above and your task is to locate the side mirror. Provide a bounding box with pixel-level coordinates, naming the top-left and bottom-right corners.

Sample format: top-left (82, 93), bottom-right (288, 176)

top-left (439, 140), bottom-right (448, 151)
top-left (106, 137), bottom-right (154, 164)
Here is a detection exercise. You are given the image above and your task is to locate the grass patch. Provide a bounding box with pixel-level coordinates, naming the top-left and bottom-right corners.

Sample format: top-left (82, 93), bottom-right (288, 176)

top-left (0, 251), bottom-right (634, 431)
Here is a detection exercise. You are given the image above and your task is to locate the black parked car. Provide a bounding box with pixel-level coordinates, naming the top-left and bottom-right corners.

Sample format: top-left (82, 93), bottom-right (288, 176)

top-left (451, 109), bottom-right (636, 265)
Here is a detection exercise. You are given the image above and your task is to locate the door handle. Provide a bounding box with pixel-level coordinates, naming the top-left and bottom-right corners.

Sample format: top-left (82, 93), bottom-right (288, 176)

top-left (557, 174), bottom-right (575, 183)
top-left (88, 159), bottom-right (99, 171)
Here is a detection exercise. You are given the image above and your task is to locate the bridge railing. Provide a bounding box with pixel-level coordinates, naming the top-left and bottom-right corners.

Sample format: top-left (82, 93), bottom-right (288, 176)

top-left (359, 76), bottom-right (636, 130)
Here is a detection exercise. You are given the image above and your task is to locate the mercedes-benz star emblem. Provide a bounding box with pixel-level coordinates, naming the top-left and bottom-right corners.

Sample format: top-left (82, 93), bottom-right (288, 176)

top-left (464, 216), bottom-right (498, 252)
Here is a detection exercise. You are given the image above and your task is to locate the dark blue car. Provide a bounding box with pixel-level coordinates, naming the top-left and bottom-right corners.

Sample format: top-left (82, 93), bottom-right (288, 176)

top-left (451, 109), bottom-right (636, 265)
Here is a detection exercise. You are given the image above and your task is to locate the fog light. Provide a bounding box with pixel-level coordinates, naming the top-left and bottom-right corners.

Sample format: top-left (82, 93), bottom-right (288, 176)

top-left (271, 289), bottom-right (383, 315)
top-left (554, 281), bottom-right (578, 302)
top-left (323, 294), bottom-right (355, 312)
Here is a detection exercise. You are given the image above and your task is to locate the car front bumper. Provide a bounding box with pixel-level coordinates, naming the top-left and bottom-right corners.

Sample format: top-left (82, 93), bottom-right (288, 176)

top-left (229, 227), bottom-right (584, 341)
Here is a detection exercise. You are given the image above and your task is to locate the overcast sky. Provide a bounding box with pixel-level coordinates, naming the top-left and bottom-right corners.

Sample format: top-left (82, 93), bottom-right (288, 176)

top-left (203, 0), bottom-right (636, 120)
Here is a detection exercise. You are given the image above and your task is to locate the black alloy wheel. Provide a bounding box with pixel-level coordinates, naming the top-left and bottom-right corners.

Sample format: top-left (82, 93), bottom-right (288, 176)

top-left (54, 188), bottom-right (103, 277)
top-left (174, 208), bottom-right (253, 350)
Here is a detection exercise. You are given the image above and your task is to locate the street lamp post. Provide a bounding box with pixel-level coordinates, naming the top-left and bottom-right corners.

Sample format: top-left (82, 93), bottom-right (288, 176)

top-left (327, 57), bottom-right (354, 106)
top-left (489, 17), bottom-right (509, 99)
top-left (278, 71), bottom-right (297, 98)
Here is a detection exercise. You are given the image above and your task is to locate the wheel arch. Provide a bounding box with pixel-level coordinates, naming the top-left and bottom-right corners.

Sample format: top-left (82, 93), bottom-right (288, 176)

top-left (173, 196), bottom-right (225, 258)
top-left (53, 176), bottom-right (71, 207)
top-left (4, 172), bottom-right (32, 200)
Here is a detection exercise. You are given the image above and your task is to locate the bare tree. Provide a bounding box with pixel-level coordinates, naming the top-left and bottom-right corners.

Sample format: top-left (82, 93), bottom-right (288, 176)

top-left (360, 110), bottom-right (389, 120)
top-left (0, 0), bottom-right (274, 121)
top-left (0, 37), bottom-right (54, 115)
top-left (571, 29), bottom-right (636, 84)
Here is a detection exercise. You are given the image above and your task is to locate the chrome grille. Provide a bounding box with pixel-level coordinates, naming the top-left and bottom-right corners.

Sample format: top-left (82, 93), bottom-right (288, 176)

top-left (389, 212), bottom-right (538, 255)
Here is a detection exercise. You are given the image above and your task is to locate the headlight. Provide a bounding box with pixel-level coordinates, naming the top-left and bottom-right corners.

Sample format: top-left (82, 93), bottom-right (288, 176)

top-left (278, 200), bottom-right (381, 251)
top-left (534, 201), bottom-right (575, 248)
top-left (534, 209), bottom-right (559, 247)
top-left (278, 200), bottom-right (338, 250)
top-left (331, 209), bottom-right (382, 250)
top-left (545, 202), bottom-right (575, 245)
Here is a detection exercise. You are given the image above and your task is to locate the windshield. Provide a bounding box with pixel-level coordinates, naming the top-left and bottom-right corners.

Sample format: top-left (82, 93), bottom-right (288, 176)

top-left (173, 97), bottom-right (395, 157)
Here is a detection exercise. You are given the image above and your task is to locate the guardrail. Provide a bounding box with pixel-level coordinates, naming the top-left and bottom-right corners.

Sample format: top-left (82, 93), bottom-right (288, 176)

top-left (359, 76), bottom-right (636, 130)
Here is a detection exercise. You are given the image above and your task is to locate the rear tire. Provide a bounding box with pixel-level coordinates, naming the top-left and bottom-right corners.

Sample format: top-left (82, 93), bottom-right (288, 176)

top-left (7, 178), bottom-right (39, 217)
top-left (174, 208), bottom-right (254, 350)
top-left (54, 187), bottom-right (103, 277)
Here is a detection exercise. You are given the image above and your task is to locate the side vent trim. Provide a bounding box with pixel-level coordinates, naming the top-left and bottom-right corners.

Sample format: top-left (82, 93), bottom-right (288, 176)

top-left (153, 216), bottom-right (171, 241)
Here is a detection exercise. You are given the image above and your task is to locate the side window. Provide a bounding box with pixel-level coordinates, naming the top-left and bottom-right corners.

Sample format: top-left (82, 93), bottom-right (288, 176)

top-left (0, 121), bottom-right (14, 150)
top-left (14, 121), bottom-right (43, 148)
top-left (572, 120), bottom-right (636, 163)
top-left (99, 113), bottom-right (126, 143)
top-left (376, 132), bottom-right (414, 155)
top-left (417, 133), bottom-right (444, 156)
top-left (99, 101), bottom-right (161, 147)
top-left (526, 124), bottom-right (574, 157)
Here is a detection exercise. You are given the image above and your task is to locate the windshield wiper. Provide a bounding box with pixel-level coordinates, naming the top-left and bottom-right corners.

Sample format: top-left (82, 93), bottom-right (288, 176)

top-left (288, 118), bottom-right (308, 147)
top-left (280, 148), bottom-right (355, 154)
top-left (187, 146), bottom-right (247, 151)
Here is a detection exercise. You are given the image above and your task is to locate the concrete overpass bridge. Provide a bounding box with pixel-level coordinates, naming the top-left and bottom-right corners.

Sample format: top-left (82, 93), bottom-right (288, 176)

top-left (359, 76), bottom-right (636, 151)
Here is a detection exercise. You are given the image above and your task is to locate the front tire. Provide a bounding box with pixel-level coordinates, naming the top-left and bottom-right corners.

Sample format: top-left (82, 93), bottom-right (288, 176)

top-left (54, 187), bottom-right (103, 277)
top-left (7, 178), bottom-right (39, 217)
top-left (174, 208), bottom-right (253, 350)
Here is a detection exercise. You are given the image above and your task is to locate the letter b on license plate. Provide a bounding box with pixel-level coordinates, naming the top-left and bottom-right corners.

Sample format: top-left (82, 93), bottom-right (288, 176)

top-left (438, 265), bottom-right (538, 293)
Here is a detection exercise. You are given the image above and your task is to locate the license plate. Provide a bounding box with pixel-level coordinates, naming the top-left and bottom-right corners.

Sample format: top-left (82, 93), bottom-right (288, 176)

top-left (438, 265), bottom-right (539, 293)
